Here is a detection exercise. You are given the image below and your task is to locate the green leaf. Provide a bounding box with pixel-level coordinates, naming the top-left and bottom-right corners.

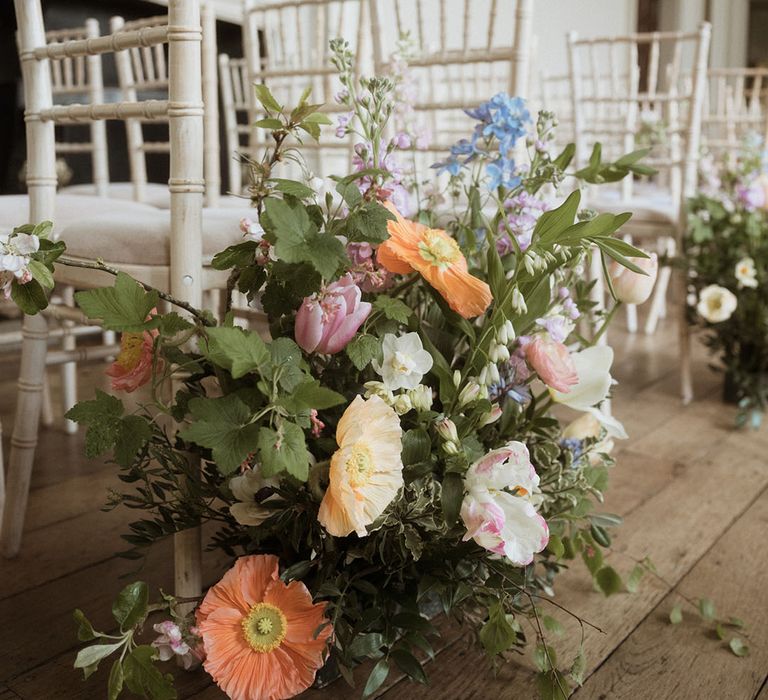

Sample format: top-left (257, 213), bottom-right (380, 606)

top-left (479, 604), bottom-right (517, 655)
top-left (258, 422), bottom-right (310, 480)
top-left (202, 326), bottom-right (270, 379)
top-left (390, 648), bottom-right (428, 685)
top-left (269, 337), bottom-right (305, 391)
top-left (698, 598), bottom-right (716, 622)
top-left (570, 647), bottom-right (587, 686)
top-left (546, 534), bottom-right (565, 559)
top-left (715, 623), bottom-right (727, 640)
top-left (348, 632), bottom-right (384, 658)
top-left (303, 231), bottom-right (347, 278)
top-left (728, 637), bottom-right (749, 657)
top-left (535, 189), bottom-right (580, 245)
top-left (590, 523), bottom-right (611, 547)
top-left (303, 112), bottom-right (333, 125)
top-left (74, 641), bottom-right (125, 678)
top-left (281, 379), bottom-right (346, 412)
top-left (73, 609), bottom-right (100, 642)
top-left (726, 616), bottom-right (745, 628)
top-left (536, 669), bottom-right (570, 700)
top-left (335, 180), bottom-right (363, 207)
top-left (270, 178), bottom-right (314, 199)
top-left (401, 428), bottom-right (431, 466)
top-left (581, 539), bottom-right (603, 575)
top-left (363, 658), bottom-right (390, 697)
top-left (32, 220), bottom-right (54, 239)
top-left (669, 604), bottom-right (683, 624)
top-left (180, 394), bottom-right (262, 474)
top-left (66, 390), bottom-right (125, 458)
top-left (253, 83), bottom-right (282, 114)
top-left (123, 645), bottom-right (177, 700)
top-left (253, 117), bottom-right (284, 129)
top-left (595, 566), bottom-right (623, 596)
top-left (542, 615), bottom-right (565, 636)
top-left (158, 312), bottom-right (193, 336)
top-left (625, 564), bottom-right (645, 594)
top-left (11, 278), bottom-right (48, 314)
top-left (441, 472), bottom-right (463, 527)
top-left (114, 415), bottom-right (152, 467)
top-left (28, 259), bottom-right (54, 290)
top-left (486, 239), bottom-right (505, 300)
top-left (373, 296), bottom-right (412, 323)
top-left (346, 202), bottom-right (396, 243)
top-left (533, 643), bottom-right (557, 672)
top-left (108, 659), bottom-right (125, 700)
top-left (75, 272), bottom-right (158, 332)
top-left (211, 241), bottom-right (258, 271)
top-left (112, 581), bottom-right (149, 632)
top-left (345, 333), bottom-right (380, 370)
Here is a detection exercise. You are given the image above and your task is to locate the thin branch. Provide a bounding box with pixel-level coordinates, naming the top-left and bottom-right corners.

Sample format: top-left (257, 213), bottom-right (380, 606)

top-left (58, 256), bottom-right (213, 327)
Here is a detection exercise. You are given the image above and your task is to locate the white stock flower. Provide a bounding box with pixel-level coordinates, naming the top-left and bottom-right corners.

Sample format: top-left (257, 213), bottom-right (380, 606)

top-left (373, 332), bottom-right (433, 391)
top-left (697, 284), bottom-right (737, 323)
top-left (734, 257), bottom-right (758, 289)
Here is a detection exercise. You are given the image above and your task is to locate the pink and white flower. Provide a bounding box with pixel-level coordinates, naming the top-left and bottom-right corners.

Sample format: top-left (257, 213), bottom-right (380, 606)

top-left (608, 252), bottom-right (658, 304)
top-left (0, 231), bottom-right (39, 298)
top-left (152, 620), bottom-right (204, 670)
top-left (523, 335), bottom-right (578, 393)
top-left (460, 441), bottom-right (549, 566)
top-left (295, 274), bottom-right (372, 354)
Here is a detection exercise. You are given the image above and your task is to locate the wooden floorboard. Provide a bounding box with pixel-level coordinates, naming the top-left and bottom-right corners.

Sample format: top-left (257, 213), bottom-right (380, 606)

top-left (1, 319), bottom-right (765, 699)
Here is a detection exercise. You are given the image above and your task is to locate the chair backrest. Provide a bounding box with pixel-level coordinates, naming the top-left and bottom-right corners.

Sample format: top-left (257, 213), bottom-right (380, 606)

top-left (703, 67), bottom-right (768, 159)
top-left (369, 0), bottom-right (534, 155)
top-left (538, 72), bottom-right (575, 147)
top-left (110, 5), bottom-right (219, 206)
top-left (242, 0), bottom-right (367, 177)
top-left (567, 23), bottom-right (712, 206)
top-left (218, 54), bottom-right (251, 194)
top-left (36, 19), bottom-right (110, 196)
top-left (15, 0), bottom-right (204, 306)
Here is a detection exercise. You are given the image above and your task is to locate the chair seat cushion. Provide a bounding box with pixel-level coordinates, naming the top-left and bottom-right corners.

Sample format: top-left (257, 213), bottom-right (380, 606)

top-left (592, 191), bottom-right (678, 226)
top-left (62, 184), bottom-right (253, 210)
top-left (0, 194), bottom-right (160, 232)
top-left (60, 182), bottom-right (171, 208)
top-left (59, 207), bottom-right (257, 266)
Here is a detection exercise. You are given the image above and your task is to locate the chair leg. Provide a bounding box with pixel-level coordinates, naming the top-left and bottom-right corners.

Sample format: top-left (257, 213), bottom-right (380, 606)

top-left (588, 247), bottom-right (608, 346)
top-left (40, 374), bottom-right (54, 427)
top-left (674, 261), bottom-right (693, 404)
top-left (61, 286), bottom-right (78, 434)
top-left (623, 234), bottom-right (638, 333)
top-left (644, 238), bottom-right (675, 335)
top-left (1, 313), bottom-right (49, 558)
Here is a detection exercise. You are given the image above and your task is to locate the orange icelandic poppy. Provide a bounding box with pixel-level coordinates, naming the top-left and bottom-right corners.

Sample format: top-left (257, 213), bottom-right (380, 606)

top-left (196, 554), bottom-right (332, 700)
top-left (377, 203), bottom-right (492, 318)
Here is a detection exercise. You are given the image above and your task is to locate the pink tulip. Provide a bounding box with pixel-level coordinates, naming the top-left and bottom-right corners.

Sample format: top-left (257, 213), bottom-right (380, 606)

top-left (295, 273), bottom-right (371, 354)
top-left (609, 252), bottom-right (658, 305)
top-left (523, 335), bottom-right (578, 393)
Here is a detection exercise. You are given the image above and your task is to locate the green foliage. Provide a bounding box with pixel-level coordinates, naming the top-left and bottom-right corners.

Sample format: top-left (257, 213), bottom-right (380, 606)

top-left (202, 326), bottom-right (270, 379)
top-left (373, 296), bottom-right (412, 323)
top-left (76, 273), bottom-right (159, 332)
top-left (257, 422), bottom-right (311, 480)
top-left (345, 333), bottom-right (381, 370)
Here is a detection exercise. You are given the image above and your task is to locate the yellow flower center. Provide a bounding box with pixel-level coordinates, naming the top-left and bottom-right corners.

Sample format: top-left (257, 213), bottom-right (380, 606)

top-left (345, 444), bottom-right (375, 488)
top-left (418, 229), bottom-right (461, 270)
top-left (116, 332), bottom-right (145, 371)
top-left (241, 602), bottom-right (287, 653)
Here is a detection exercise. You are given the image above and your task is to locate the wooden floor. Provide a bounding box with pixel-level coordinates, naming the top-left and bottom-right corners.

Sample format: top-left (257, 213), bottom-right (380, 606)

top-left (1, 313), bottom-right (767, 700)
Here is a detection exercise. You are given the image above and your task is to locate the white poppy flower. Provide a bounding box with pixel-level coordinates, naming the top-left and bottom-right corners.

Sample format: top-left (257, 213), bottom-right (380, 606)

top-left (373, 332), bottom-right (433, 391)
top-left (697, 284), bottom-right (737, 323)
top-left (229, 468), bottom-right (278, 527)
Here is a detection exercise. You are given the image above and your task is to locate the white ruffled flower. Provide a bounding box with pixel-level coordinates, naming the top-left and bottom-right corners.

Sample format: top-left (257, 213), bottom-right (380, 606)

top-left (734, 257), bottom-right (758, 289)
top-left (460, 442), bottom-right (549, 566)
top-left (373, 332), bottom-right (433, 391)
top-left (408, 384), bottom-right (433, 412)
top-left (697, 284), bottom-right (737, 323)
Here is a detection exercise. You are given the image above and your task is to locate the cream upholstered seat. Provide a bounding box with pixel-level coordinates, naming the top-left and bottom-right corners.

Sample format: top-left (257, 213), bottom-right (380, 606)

top-left (60, 207), bottom-right (256, 265)
top-left (0, 194), bottom-right (158, 230)
top-left (59, 182), bottom-right (171, 208)
top-left (590, 192), bottom-right (678, 227)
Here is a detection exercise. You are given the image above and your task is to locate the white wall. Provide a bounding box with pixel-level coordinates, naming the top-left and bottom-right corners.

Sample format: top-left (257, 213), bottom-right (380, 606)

top-left (532, 0), bottom-right (638, 79)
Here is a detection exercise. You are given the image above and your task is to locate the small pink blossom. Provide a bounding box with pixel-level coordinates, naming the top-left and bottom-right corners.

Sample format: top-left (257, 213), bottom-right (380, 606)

top-left (310, 409), bottom-right (325, 437)
top-left (295, 273), bottom-right (371, 354)
top-left (152, 620), bottom-right (205, 670)
top-left (523, 335), bottom-right (578, 393)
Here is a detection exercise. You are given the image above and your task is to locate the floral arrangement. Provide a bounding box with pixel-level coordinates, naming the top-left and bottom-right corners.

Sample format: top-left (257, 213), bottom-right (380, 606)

top-left (4, 42), bottom-right (658, 700)
top-left (686, 140), bottom-right (768, 426)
